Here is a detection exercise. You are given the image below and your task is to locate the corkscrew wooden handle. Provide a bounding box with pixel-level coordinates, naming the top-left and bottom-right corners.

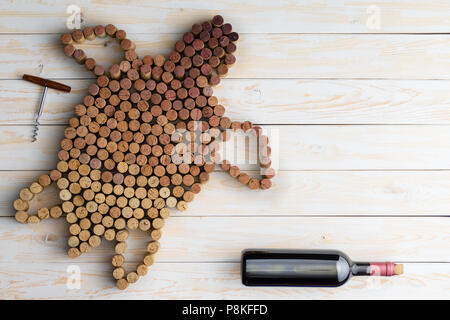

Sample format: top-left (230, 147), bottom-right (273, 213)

top-left (22, 74), bottom-right (71, 92)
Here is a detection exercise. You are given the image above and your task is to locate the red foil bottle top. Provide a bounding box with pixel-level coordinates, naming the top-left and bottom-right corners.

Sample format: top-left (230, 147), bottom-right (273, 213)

top-left (370, 262), bottom-right (396, 276)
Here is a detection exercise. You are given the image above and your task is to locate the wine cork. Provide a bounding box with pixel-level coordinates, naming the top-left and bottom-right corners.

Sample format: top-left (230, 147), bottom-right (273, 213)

top-left (199, 172), bottom-right (210, 183)
top-left (238, 173), bottom-right (250, 185)
top-left (79, 242), bottom-right (91, 253)
top-left (115, 241), bottom-right (127, 254)
top-left (176, 201), bottom-right (188, 211)
top-left (116, 278), bottom-right (129, 290)
top-left (92, 25), bottom-right (105, 38)
top-left (72, 29), bottom-right (85, 43)
top-left (212, 15), bottom-right (224, 27)
top-left (79, 230), bottom-right (91, 242)
top-left (109, 64), bottom-right (121, 80)
top-left (191, 183), bottom-right (202, 194)
top-left (143, 254), bottom-right (154, 266)
top-left (114, 217), bottom-right (126, 230)
top-left (219, 36), bottom-right (230, 48)
top-left (139, 219), bottom-right (151, 231)
top-left (89, 235), bottom-right (102, 247)
top-left (126, 272), bottom-right (139, 283)
top-left (15, 211), bottom-right (29, 223)
top-left (64, 44), bottom-right (75, 56)
top-left (222, 23), bottom-right (232, 35)
top-left (105, 24), bottom-right (117, 37)
top-left (13, 198), bottom-right (29, 211)
top-left (61, 33), bottom-right (73, 45)
top-left (69, 224), bottom-right (81, 235)
top-left (68, 248), bottom-right (81, 258)
top-left (66, 213), bottom-right (77, 224)
top-left (137, 264), bottom-right (148, 276)
top-left (50, 205), bottom-right (63, 219)
top-left (37, 207), bottom-right (50, 220)
top-left (217, 64), bottom-right (228, 76)
top-left (38, 174), bottom-right (52, 187)
top-left (144, 241), bottom-right (159, 255)
top-left (158, 207), bottom-right (170, 219)
top-left (83, 26), bottom-right (95, 40)
top-left (105, 228), bottom-right (116, 241)
top-left (68, 236), bottom-right (80, 248)
top-left (261, 178), bottom-right (272, 190)
top-left (121, 39), bottom-right (135, 51)
top-left (125, 50), bottom-right (138, 62)
top-left (248, 178), bottom-right (260, 190)
top-left (262, 167), bottom-right (276, 179)
top-left (229, 166), bottom-right (240, 177)
top-left (30, 182), bottom-right (44, 194)
top-left (152, 217), bottom-right (164, 229)
top-left (150, 229), bottom-right (162, 240)
top-left (112, 254), bottom-right (125, 267)
top-left (73, 49), bottom-right (87, 64)
top-left (212, 27), bottom-right (223, 39)
top-left (93, 224), bottom-right (105, 236)
top-left (27, 215), bottom-right (40, 224)
top-left (19, 188), bottom-right (34, 201)
top-left (113, 267), bottom-right (125, 280)
top-left (116, 230), bottom-right (129, 242)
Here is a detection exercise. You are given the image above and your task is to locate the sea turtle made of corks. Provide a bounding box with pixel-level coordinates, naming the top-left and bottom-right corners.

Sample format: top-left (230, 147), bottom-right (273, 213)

top-left (13, 15), bottom-right (276, 290)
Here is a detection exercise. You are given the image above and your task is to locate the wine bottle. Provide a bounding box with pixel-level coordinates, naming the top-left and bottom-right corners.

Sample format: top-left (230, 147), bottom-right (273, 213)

top-left (241, 249), bottom-right (403, 287)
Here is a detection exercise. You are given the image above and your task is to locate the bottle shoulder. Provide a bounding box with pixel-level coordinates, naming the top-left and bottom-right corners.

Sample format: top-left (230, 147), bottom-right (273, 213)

top-left (336, 256), bottom-right (351, 284)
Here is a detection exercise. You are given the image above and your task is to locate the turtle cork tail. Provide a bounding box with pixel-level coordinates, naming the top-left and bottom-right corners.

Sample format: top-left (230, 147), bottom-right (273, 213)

top-left (113, 239), bottom-right (161, 290)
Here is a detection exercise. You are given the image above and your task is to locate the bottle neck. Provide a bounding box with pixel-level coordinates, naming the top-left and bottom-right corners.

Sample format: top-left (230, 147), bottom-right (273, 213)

top-left (352, 262), bottom-right (397, 277)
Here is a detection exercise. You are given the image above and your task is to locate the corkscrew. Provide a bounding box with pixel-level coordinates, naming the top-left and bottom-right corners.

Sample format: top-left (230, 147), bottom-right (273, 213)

top-left (22, 74), bottom-right (71, 142)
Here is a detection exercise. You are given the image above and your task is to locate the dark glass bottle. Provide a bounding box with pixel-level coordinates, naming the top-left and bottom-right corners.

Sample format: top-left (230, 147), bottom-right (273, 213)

top-left (241, 249), bottom-right (403, 287)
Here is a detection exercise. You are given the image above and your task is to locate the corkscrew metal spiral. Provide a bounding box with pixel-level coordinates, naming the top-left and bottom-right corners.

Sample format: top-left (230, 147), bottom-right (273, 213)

top-left (22, 74), bottom-right (71, 142)
top-left (31, 86), bottom-right (47, 142)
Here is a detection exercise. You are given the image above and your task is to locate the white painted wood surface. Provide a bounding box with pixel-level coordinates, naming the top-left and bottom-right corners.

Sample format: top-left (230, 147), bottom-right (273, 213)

top-left (4, 34), bottom-right (450, 79)
top-left (1, 217), bottom-right (449, 263)
top-left (0, 0), bottom-right (449, 299)
top-left (1, 0), bottom-right (450, 34)
top-left (5, 79), bottom-right (450, 125)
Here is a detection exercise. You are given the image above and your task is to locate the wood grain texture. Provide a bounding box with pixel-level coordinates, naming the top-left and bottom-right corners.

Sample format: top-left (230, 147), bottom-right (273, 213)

top-left (3, 170), bottom-right (450, 217)
top-left (1, 0), bottom-right (449, 300)
top-left (0, 262), bottom-right (448, 299)
top-left (3, 125), bottom-right (450, 170)
top-left (4, 79), bottom-right (450, 125)
top-left (3, 34), bottom-right (450, 80)
top-left (2, 0), bottom-right (450, 34)
top-left (1, 216), bottom-right (449, 263)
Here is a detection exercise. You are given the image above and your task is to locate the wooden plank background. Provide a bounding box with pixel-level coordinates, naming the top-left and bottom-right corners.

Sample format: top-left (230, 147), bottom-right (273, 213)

top-left (0, 0), bottom-right (449, 299)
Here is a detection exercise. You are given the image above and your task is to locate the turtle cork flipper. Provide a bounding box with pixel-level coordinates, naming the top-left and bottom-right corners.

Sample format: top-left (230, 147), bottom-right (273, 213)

top-left (14, 172), bottom-right (63, 224)
top-left (218, 122), bottom-right (276, 190)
